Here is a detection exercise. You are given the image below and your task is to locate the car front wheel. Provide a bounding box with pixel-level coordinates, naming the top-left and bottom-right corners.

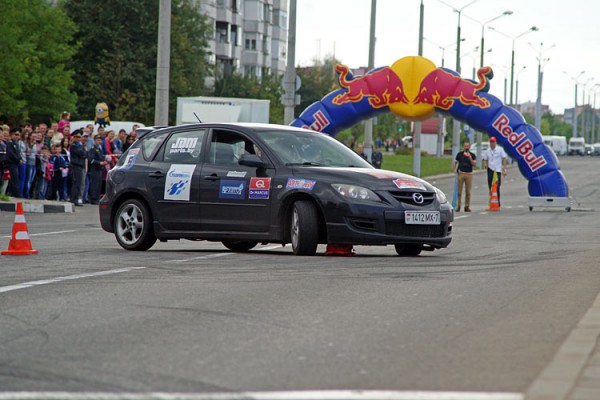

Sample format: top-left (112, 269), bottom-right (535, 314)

top-left (114, 199), bottom-right (157, 251)
top-left (290, 200), bottom-right (318, 256)
top-left (395, 244), bottom-right (422, 256)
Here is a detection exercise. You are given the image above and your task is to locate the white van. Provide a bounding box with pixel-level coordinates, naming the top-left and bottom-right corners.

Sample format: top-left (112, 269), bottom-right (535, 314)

top-left (568, 137), bottom-right (586, 156)
top-left (69, 120), bottom-right (146, 135)
top-left (543, 135), bottom-right (567, 156)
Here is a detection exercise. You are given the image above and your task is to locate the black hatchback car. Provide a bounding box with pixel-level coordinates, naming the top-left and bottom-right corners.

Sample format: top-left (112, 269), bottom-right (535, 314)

top-left (99, 123), bottom-right (453, 256)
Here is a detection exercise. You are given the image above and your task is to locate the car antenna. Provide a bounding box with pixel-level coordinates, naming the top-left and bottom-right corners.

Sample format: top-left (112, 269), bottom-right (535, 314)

top-left (193, 112), bottom-right (202, 123)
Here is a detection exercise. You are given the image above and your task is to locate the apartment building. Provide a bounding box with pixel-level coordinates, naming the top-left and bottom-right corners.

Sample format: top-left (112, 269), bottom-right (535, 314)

top-left (196, 0), bottom-right (288, 81)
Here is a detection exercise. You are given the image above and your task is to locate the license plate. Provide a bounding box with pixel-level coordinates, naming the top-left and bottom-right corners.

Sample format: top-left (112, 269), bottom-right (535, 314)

top-left (405, 211), bottom-right (440, 225)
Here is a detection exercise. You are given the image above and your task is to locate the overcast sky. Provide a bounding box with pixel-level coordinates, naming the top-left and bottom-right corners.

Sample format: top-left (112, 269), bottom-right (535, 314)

top-left (294, 0), bottom-right (600, 115)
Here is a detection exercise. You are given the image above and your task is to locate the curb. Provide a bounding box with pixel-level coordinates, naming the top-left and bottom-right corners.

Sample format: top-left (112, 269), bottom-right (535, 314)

top-left (0, 200), bottom-right (74, 214)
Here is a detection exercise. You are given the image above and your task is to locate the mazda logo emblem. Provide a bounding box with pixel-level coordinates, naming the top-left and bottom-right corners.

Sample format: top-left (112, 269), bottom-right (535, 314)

top-left (412, 193), bottom-right (424, 204)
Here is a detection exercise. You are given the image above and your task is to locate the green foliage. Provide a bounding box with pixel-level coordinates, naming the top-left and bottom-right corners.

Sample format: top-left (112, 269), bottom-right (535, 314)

top-left (296, 55), bottom-right (341, 118)
top-left (62, 0), bottom-right (212, 124)
top-left (0, 0), bottom-right (77, 124)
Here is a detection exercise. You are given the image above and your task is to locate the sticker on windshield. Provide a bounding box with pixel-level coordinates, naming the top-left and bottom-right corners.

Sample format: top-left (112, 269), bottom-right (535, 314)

top-left (392, 178), bottom-right (426, 190)
top-left (170, 137), bottom-right (198, 154)
top-left (220, 180), bottom-right (246, 200)
top-left (164, 164), bottom-right (196, 201)
top-left (286, 178), bottom-right (316, 190)
top-left (120, 148), bottom-right (139, 170)
top-left (249, 177), bottom-right (271, 199)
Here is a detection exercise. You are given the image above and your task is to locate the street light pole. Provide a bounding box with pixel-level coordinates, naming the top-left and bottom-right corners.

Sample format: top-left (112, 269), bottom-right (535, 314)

top-left (563, 71), bottom-right (585, 138)
top-left (515, 66), bottom-right (526, 110)
top-left (581, 77), bottom-right (594, 142)
top-left (529, 42), bottom-right (555, 131)
top-left (489, 26), bottom-right (539, 106)
top-left (437, 0), bottom-right (481, 159)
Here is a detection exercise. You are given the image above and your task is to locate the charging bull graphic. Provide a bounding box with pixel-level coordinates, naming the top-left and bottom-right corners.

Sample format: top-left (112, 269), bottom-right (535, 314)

top-left (413, 66), bottom-right (493, 110)
top-left (291, 55), bottom-right (568, 199)
top-left (333, 65), bottom-right (409, 108)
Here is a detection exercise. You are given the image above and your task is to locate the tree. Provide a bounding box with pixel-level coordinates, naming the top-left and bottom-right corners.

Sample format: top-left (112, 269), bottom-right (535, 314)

top-left (61, 0), bottom-right (212, 125)
top-left (295, 55), bottom-right (341, 119)
top-left (0, 0), bottom-right (77, 124)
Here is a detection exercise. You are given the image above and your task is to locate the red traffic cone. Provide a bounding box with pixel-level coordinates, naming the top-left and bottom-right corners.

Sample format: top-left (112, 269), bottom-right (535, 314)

top-left (487, 172), bottom-right (500, 212)
top-left (324, 244), bottom-right (355, 256)
top-left (2, 202), bottom-right (38, 256)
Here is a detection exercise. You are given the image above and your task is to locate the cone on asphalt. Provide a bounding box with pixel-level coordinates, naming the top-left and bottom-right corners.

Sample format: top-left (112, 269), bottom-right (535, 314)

top-left (2, 202), bottom-right (38, 256)
top-left (324, 244), bottom-right (355, 256)
top-left (487, 172), bottom-right (500, 212)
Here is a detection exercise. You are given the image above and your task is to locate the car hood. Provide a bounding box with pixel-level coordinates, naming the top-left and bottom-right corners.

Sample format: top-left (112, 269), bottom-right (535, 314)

top-left (291, 167), bottom-right (436, 192)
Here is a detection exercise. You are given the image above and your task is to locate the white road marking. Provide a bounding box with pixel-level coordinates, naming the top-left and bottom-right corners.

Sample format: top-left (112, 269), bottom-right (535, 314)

top-left (0, 267), bottom-right (146, 294)
top-left (1, 229), bottom-right (77, 239)
top-left (0, 391), bottom-right (524, 400)
top-left (168, 244), bottom-right (286, 263)
top-left (454, 215), bottom-right (470, 220)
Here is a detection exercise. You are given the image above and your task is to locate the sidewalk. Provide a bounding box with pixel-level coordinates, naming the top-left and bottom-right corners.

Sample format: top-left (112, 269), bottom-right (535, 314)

top-left (0, 197), bottom-right (74, 213)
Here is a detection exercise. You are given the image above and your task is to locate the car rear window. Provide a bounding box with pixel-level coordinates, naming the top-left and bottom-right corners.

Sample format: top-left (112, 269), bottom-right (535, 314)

top-left (142, 132), bottom-right (169, 160)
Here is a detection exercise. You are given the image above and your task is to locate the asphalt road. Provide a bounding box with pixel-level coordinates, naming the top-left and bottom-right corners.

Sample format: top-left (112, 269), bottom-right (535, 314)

top-left (0, 157), bottom-right (599, 397)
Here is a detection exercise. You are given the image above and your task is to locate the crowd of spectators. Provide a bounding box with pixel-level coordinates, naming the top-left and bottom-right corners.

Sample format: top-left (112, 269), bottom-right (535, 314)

top-left (0, 113), bottom-right (140, 206)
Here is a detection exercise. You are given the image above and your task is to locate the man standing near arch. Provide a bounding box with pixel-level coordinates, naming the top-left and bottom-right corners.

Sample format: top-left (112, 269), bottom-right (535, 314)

top-left (483, 137), bottom-right (508, 207)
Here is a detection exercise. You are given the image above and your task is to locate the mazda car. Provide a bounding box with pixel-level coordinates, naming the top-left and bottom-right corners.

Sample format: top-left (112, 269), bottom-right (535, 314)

top-left (99, 123), bottom-right (453, 256)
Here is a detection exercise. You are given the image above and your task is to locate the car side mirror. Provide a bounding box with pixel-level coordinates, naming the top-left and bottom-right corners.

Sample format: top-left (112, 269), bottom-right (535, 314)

top-left (239, 153), bottom-right (267, 168)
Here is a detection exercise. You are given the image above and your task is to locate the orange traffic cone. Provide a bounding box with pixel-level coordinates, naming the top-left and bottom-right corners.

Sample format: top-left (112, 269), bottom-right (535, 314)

top-left (487, 172), bottom-right (500, 212)
top-left (2, 202), bottom-right (38, 256)
top-left (324, 244), bottom-right (355, 256)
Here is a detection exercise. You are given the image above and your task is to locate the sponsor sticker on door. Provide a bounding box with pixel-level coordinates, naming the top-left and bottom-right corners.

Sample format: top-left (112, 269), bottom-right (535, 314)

top-left (164, 164), bottom-right (196, 201)
top-left (249, 177), bottom-right (271, 199)
top-left (220, 180), bottom-right (246, 200)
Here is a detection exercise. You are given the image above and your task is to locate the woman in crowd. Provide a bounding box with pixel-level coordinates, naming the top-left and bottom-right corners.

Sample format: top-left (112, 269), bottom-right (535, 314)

top-left (122, 134), bottom-right (135, 152)
top-left (58, 111), bottom-right (70, 135)
top-left (24, 132), bottom-right (39, 198)
top-left (18, 130), bottom-right (29, 198)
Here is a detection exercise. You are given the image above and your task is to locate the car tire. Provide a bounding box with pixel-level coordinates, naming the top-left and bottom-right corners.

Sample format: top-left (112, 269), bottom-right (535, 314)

top-left (222, 241), bottom-right (258, 252)
top-left (290, 200), bottom-right (318, 256)
top-left (114, 199), bottom-right (157, 251)
top-left (395, 244), bottom-right (422, 256)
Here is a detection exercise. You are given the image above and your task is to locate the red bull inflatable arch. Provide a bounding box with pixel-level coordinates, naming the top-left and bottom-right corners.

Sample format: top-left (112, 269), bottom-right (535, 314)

top-left (291, 56), bottom-right (569, 199)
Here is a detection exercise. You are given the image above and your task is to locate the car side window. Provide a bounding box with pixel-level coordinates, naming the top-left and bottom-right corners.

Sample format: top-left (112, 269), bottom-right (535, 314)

top-left (163, 129), bottom-right (206, 164)
top-left (142, 132), bottom-right (169, 161)
top-left (208, 130), bottom-right (261, 165)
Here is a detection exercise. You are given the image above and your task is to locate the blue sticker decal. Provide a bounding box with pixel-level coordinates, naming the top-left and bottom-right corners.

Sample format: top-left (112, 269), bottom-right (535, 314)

top-left (219, 179), bottom-right (246, 199)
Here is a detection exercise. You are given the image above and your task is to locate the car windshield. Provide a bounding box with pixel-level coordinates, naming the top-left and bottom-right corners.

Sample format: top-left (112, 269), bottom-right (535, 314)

top-left (256, 128), bottom-right (373, 168)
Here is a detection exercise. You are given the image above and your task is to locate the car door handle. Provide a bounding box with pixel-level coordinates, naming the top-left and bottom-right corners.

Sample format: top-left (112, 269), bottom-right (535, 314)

top-left (204, 174), bottom-right (220, 181)
top-left (148, 171), bottom-right (164, 179)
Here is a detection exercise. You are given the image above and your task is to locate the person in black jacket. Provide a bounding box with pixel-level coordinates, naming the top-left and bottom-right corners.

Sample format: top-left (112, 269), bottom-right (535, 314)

top-left (69, 129), bottom-right (87, 206)
top-left (6, 128), bottom-right (23, 198)
top-left (47, 144), bottom-right (68, 201)
top-left (88, 134), bottom-right (107, 204)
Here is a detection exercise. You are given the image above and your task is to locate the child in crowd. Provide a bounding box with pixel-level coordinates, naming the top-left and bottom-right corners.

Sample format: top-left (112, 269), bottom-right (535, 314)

top-left (35, 145), bottom-right (50, 200)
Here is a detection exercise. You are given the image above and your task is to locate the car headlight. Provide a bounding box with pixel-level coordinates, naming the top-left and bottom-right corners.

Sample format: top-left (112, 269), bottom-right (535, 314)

top-left (435, 187), bottom-right (448, 204)
top-left (332, 184), bottom-right (380, 201)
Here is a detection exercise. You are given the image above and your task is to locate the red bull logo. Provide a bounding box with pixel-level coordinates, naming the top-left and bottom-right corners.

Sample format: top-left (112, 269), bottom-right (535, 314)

top-left (413, 67), bottom-right (492, 110)
top-left (492, 114), bottom-right (547, 172)
top-left (333, 65), bottom-right (409, 108)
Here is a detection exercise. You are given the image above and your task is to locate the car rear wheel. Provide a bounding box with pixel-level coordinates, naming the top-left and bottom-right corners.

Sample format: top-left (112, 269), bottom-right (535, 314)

top-left (290, 200), bottom-right (318, 256)
top-left (222, 241), bottom-right (258, 252)
top-left (394, 244), bottom-right (422, 256)
top-left (114, 199), bottom-right (156, 251)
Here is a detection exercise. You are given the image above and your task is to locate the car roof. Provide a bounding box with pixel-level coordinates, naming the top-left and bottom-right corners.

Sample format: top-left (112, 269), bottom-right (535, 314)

top-left (138, 123), bottom-right (315, 138)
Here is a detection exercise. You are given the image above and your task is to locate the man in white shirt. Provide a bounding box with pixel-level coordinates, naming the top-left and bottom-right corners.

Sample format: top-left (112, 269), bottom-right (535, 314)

top-left (483, 136), bottom-right (507, 206)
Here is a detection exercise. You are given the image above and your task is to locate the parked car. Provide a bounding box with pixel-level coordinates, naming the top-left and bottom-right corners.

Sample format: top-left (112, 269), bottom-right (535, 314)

top-left (543, 135), bottom-right (567, 156)
top-left (99, 123), bottom-right (453, 256)
top-left (470, 141), bottom-right (489, 156)
top-left (568, 137), bottom-right (586, 156)
top-left (592, 143), bottom-right (600, 156)
top-left (585, 144), bottom-right (594, 156)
